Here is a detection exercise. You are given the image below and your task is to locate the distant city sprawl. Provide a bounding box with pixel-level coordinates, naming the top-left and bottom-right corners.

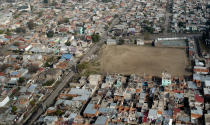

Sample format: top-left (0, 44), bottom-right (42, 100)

top-left (0, 0), bottom-right (209, 125)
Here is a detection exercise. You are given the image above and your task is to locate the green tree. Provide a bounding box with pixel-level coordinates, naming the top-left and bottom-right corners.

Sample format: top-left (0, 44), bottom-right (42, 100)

top-left (27, 20), bottom-right (36, 30)
top-left (43, 0), bottom-right (48, 3)
top-left (62, 0), bottom-right (66, 3)
top-left (178, 22), bottom-right (185, 27)
top-left (30, 100), bottom-right (35, 106)
top-left (12, 106), bottom-right (17, 113)
top-left (18, 77), bottom-right (25, 84)
top-left (28, 64), bottom-right (39, 73)
top-left (46, 56), bottom-right (56, 63)
top-left (65, 41), bottom-right (71, 46)
top-left (15, 27), bottom-right (26, 33)
top-left (38, 11), bottom-right (43, 17)
top-left (44, 56), bottom-right (55, 67)
top-left (76, 62), bottom-right (88, 73)
top-left (5, 29), bottom-right (11, 36)
top-left (14, 14), bottom-right (20, 19)
top-left (104, 25), bottom-right (109, 30)
top-left (143, 20), bottom-right (150, 25)
top-left (44, 62), bottom-right (51, 67)
top-left (91, 33), bottom-right (100, 43)
top-left (119, 38), bottom-right (125, 45)
top-left (102, 0), bottom-right (112, 3)
top-left (144, 26), bottom-right (154, 33)
top-left (43, 79), bottom-right (55, 86)
top-left (0, 30), bottom-right (4, 34)
top-left (55, 109), bottom-right (63, 116)
top-left (46, 30), bottom-right (54, 38)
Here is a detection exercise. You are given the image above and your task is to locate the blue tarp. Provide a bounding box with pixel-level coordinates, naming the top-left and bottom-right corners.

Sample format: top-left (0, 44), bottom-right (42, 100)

top-left (143, 82), bottom-right (148, 86)
top-left (61, 54), bottom-right (73, 60)
top-left (11, 71), bottom-right (18, 76)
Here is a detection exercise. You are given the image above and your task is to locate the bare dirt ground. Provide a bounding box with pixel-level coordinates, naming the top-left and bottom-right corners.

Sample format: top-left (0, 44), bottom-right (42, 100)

top-left (99, 45), bottom-right (190, 76)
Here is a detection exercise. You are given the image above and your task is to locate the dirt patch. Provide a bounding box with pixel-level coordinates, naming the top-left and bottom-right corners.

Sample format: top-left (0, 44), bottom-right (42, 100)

top-left (99, 45), bottom-right (190, 76)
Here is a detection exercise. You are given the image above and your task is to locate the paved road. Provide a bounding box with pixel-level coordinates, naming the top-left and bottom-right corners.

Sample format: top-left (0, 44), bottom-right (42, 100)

top-left (164, 10), bottom-right (170, 35)
top-left (24, 8), bottom-right (122, 125)
top-left (24, 72), bottom-right (74, 125)
top-left (24, 1), bottom-right (136, 124)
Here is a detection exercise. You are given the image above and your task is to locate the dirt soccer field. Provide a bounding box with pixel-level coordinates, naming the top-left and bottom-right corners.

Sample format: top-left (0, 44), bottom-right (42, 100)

top-left (100, 45), bottom-right (189, 76)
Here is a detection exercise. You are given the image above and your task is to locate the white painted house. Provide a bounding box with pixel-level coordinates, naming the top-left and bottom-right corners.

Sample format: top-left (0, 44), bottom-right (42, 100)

top-left (0, 96), bottom-right (9, 107)
top-left (106, 39), bottom-right (117, 45)
top-left (136, 39), bottom-right (144, 45)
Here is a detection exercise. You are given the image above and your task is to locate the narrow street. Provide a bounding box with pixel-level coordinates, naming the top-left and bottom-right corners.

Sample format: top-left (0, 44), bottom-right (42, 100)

top-left (23, 7), bottom-right (123, 125)
top-left (164, 11), bottom-right (170, 35)
top-left (24, 72), bottom-right (74, 125)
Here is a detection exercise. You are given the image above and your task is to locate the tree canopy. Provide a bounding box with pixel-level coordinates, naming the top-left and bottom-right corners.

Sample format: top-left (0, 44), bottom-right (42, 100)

top-left (46, 30), bottom-right (54, 38)
top-left (102, 0), bottom-right (112, 3)
top-left (76, 62), bottom-right (88, 73)
top-left (28, 64), bottom-right (39, 74)
top-left (18, 77), bottom-right (25, 84)
top-left (27, 20), bottom-right (36, 30)
top-left (58, 18), bottom-right (69, 25)
top-left (15, 27), bottom-right (26, 33)
top-left (118, 38), bottom-right (125, 45)
top-left (43, 0), bottom-right (48, 3)
top-left (43, 79), bottom-right (55, 86)
top-left (0, 29), bottom-right (11, 36)
top-left (65, 41), bottom-right (71, 46)
top-left (91, 33), bottom-right (100, 43)
top-left (12, 106), bottom-right (17, 113)
top-left (51, 0), bottom-right (58, 6)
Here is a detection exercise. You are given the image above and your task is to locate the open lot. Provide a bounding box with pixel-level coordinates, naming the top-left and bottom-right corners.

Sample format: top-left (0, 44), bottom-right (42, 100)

top-left (99, 45), bottom-right (190, 76)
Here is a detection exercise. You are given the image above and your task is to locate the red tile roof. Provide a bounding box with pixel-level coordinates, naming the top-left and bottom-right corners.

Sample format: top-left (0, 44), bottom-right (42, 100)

top-left (0, 72), bottom-right (4, 76)
top-left (4, 35), bottom-right (12, 39)
top-left (173, 90), bottom-right (184, 93)
top-left (39, 67), bottom-right (44, 71)
top-left (173, 108), bottom-right (181, 116)
top-left (195, 94), bottom-right (204, 103)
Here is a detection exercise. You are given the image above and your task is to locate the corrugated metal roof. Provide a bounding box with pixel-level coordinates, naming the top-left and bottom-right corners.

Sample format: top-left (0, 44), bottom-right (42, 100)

top-left (27, 84), bottom-right (37, 93)
top-left (174, 93), bottom-right (184, 99)
top-left (177, 115), bottom-right (190, 122)
top-left (193, 74), bottom-right (210, 82)
top-left (148, 109), bottom-right (157, 117)
top-left (10, 71), bottom-right (18, 76)
top-left (68, 88), bottom-right (91, 96)
top-left (83, 103), bottom-right (97, 115)
top-left (63, 100), bottom-right (73, 106)
top-left (188, 81), bottom-right (197, 89)
top-left (99, 107), bottom-right (116, 114)
top-left (72, 94), bottom-right (89, 101)
top-left (191, 107), bottom-right (203, 115)
top-left (205, 80), bottom-right (210, 87)
top-left (95, 116), bottom-right (108, 125)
